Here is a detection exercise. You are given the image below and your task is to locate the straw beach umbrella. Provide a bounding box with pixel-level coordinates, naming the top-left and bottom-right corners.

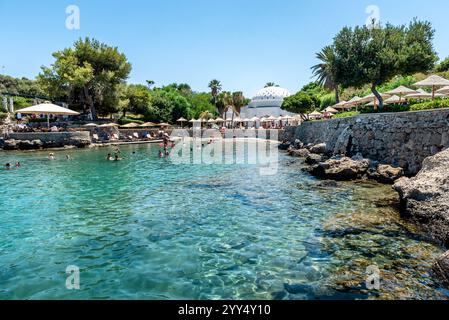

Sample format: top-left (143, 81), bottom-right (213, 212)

top-left (344, 96), bottom-right (363, 108)
top-left (414, 75), bottom-right (449, 99)
top-left (436, 86), bottom-right (449, 95)
top-left (177, 117), bottom-right (187, 127)
top-left (324, 106), bottom-right (339, 113)
top-left (99, 123), bottom-right (119, 128)
top-left (140, 122), bottom-right (156, 127)
top-left (332, 100), bottom-right (347, 110)
top-left (15, 103), bottom-right (80, 128)
top-left (385, 86), bottom-right (417, 102)
top-left (120, 122), bottom-right (140, 128)
top-left (83, 123), bottom-right (98, 128)
top-left (384, 95), bottom-right (402, 105)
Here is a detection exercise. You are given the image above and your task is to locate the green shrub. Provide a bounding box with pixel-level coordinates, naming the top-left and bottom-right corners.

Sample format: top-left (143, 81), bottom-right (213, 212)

top-left (409, 98), bottom-right (449, 111)
top-left (360, 103), bottom-right (411, 113)
top-left (118, 117), bottom-right (144, 125)
top-left (0, 112), bottom-right (8, 122)
top-left (332, 111), bottom-right (360, 119)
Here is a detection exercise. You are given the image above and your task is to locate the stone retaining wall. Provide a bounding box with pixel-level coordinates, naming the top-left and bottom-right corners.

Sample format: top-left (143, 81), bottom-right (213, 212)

top-left (7, 131), bottom-right (91, 144)
top-left (284, 109), bottom-right (449, 175)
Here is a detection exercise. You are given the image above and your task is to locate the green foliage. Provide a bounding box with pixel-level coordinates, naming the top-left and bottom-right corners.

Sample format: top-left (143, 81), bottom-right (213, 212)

top-left (332, 19), bottom-right (437, 96)
top-left (409, 98), bottom-right (449, 111)
top-left (319, 93), bottom-right (336, 110)
top-left (187, 92), bottom-right (216, 119)
top-left (0, 75), bottom-right (46, 97)
top-left (435, 57), bottom-right (449, 72)
top-left (281, 91), bottom-right (320, 115)
top-left (0, 112), bottom-right (8, 121)
top-left (145, 88), bottom-right (191, 123)
top-left (118, 117), bottom-right (144, 125)
top-left (359, 103), bottom-right (411, 113)
top-left (38, 37), bottom-right (132, 119)
top-left (332, 111), bottom-right (360, 119)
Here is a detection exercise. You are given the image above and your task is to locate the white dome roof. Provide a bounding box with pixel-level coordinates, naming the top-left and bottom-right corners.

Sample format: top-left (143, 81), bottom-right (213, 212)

top-left (253, 86), bottom-right (291, 101)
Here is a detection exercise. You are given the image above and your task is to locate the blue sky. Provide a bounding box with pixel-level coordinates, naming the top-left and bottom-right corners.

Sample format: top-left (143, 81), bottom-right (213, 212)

top-left (1, 0), bottom-right (449, 97)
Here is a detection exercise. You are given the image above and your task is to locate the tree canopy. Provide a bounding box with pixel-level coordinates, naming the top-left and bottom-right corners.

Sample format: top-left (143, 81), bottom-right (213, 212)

top-left (281, 91), bottom-right (319, 118)
top-left (331, 19), bottom-right (437, 109)
top-left (38, 37), bottom-right (132, 120)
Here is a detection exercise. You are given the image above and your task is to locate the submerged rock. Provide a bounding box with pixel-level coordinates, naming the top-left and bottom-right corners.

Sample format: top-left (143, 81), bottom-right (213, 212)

top-left (393, 148), bottom-right (449, 247)
top-left (369, 164), bottom-right (404, 184)
top-left (433, 251), bottom-right (449, 286)
top-left (308, 157), bottom-right (370, 181)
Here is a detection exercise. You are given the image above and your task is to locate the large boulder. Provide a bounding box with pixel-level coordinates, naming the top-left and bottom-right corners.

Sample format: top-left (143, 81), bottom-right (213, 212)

top-left (433, 251), bottom-right (449, 286)
top-left (18, 140), bottom-right (36, 150)
top-left (305, 153), bottom-right (325, 165)
top-left (308, 156), bottom-right (370, 181)
top-left (288, 148), bottom-right (310, 158)
top-left (309, 143), bottom-right (327, 154)
top-left (393, 148), bottom-right (449, 247)
top-left (3, 139), bottom-right (19, 150)
top-left (369, 164), bottom-right (404, 184)
top-left (278, 141), bottom-right (291, 151)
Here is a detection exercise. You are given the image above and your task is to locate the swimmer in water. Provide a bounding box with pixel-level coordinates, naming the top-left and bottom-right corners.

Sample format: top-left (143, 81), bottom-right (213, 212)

top-left (66, 155), bottom-right (72, 160)
top-left (114, 155), bottom-right (123, 161)
top-left (15, 162), bottom-right (21, 168)
top-left (107, 153), bottom-right (114, 161)
top-left (5, 163), bottom-right (11, 170)
top-left (48, 153), bottom-right (55, 160)
top-left (158, 150), bottom-right (164, 158)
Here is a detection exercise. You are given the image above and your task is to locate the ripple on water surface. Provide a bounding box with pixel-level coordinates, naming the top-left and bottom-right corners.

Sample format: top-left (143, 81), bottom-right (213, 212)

top-left (0, 144), bottom-right (447, 300)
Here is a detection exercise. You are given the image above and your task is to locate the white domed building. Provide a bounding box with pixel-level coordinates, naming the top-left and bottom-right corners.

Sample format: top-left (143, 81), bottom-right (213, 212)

top-left (239, 86), bottom-right (295, 119)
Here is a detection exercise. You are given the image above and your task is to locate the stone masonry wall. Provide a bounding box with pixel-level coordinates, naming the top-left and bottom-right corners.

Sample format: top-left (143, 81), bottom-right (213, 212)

top-left (7, 131), bottom-right (91, 144)
top-left (284, 109), bottom-right (449, 175)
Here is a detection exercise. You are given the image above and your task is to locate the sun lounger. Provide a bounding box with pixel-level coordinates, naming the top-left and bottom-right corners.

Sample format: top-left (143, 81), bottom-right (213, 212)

top-left (133, 132), bottom-right (139, 139)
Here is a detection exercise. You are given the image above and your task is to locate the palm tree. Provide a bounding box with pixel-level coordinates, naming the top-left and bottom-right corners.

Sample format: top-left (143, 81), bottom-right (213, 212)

top-left (265, 82), bottom-right (278, 88)
top-left (199, 111), bottom-right (214, 121)
top-left (311, 46), bottom-right (340, 103)
top-left (208, 79), bottom-right (222, 110)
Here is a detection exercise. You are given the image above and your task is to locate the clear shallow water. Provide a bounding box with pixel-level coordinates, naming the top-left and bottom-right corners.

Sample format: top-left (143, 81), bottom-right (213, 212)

top-left (0, 142), bottom-right (447, 300)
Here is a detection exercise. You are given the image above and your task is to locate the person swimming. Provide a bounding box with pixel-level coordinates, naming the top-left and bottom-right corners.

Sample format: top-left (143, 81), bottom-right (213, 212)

top-left (66, 155), bottom-right (72, 160)
top-left (107, 153), bottom-right (114, 161)
top-left (48, 153), bottom-right (55, 160)
top-left (5, 163), bottom-right (11, 170)
top-left (114, 155), bottom-right (123, 161)
top-left (158, 150), bottom-right (164, 158)
top-left (15, 162), bottom-right (21, 168)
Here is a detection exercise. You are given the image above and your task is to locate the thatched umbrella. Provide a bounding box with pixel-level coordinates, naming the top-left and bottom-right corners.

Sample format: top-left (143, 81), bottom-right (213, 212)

top-left (385, 86), bottom-right (417, 102)
top-left (324, 106), bottom-right (339, 113)
top-left (413, 75), bottom-right (449, 99)
top-left (436, 86), bottom-right (449, 95)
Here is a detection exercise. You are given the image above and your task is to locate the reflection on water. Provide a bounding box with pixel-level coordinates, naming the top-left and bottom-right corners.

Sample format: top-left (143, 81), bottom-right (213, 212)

top-left (0, 143), bottom-right (447, 300)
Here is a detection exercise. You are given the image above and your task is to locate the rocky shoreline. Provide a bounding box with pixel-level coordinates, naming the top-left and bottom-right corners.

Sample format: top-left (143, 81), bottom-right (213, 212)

top-left (281, 139), bottom-right (449, 286)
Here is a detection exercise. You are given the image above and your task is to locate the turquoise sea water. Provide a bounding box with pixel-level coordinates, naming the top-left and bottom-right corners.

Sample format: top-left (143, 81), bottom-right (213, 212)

top-left (0, 142), bottom-right (448, 300)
